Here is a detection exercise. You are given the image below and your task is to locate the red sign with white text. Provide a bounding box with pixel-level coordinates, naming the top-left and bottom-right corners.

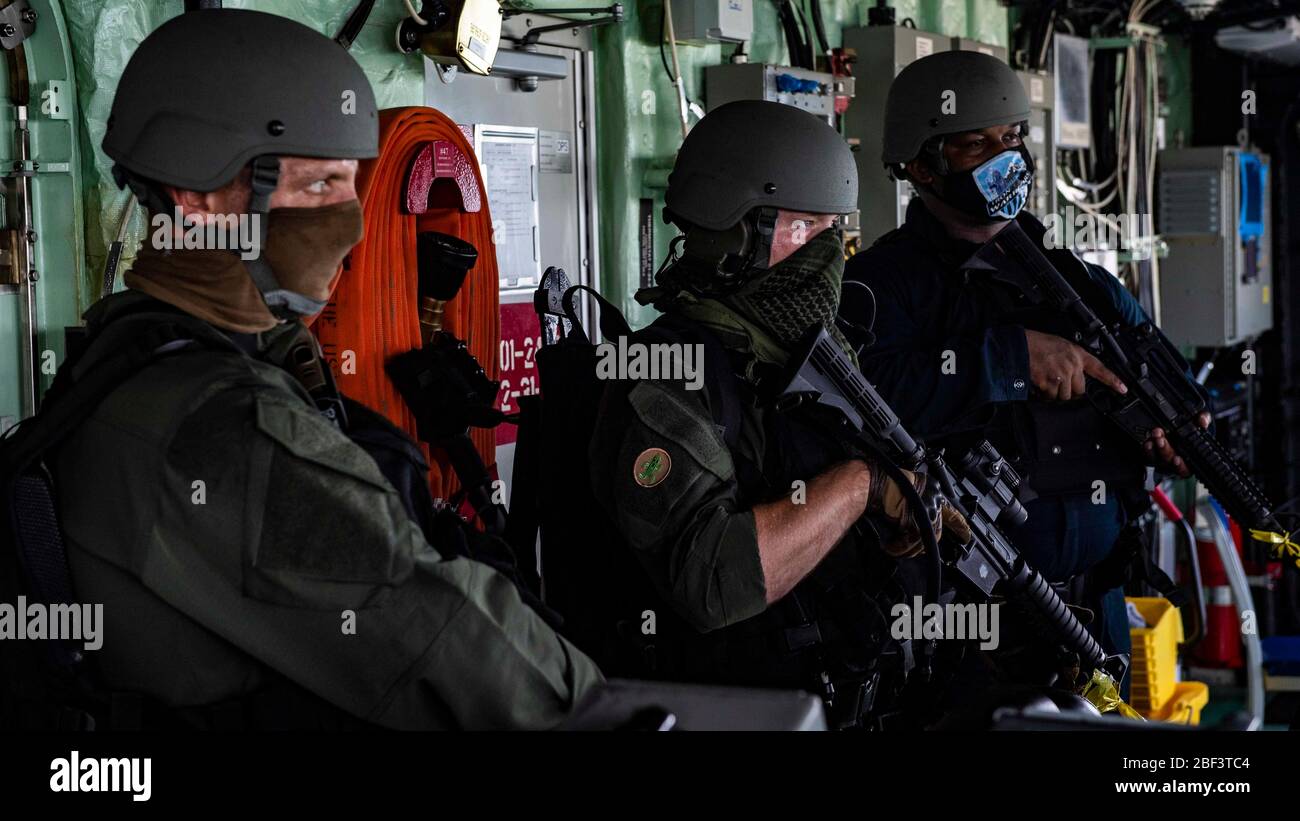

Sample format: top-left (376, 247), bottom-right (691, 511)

top-left (495, 300), bottom-right (542, 445)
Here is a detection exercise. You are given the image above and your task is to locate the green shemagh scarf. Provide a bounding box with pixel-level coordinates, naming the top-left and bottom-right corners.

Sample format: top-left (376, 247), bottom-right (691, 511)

top-left (638, 227), bottom-right (857, 383)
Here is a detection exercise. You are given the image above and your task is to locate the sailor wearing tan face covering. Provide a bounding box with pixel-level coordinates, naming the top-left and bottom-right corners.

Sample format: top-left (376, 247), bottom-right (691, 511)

top-left (124, 157), bottom-right (364, 335)
top-left (30, 8), bottom-right (601, 731)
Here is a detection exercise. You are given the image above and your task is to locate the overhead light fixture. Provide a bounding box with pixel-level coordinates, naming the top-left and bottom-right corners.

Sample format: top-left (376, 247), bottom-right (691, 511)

top-left (1176, 0), bottom-right (1221, 19)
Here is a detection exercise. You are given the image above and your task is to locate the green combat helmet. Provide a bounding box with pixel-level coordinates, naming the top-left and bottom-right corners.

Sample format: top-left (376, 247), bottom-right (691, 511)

top-left (882, 50), bottom-right (1030, 174)
top-left (102, 9), bottom-right (379, 318)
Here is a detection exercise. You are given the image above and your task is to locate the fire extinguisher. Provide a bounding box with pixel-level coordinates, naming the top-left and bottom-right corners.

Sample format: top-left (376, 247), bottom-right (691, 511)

top-left (1194, 520), bottom-right (1244, 669)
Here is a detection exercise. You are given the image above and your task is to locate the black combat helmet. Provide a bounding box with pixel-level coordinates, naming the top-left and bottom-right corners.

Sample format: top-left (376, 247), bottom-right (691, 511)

top-left (882, 50), bottom-right (1029, 171)
top-left (103, 9), bottom-right (379, 318)
top-left (104, 8), bottom-right (378, 201)
top-left (665, 100), bottom-right (857, 232)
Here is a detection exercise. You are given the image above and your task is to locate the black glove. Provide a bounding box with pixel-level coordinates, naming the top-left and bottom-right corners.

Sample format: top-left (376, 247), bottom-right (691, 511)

top-left (385, 335), bottom-right (501, 443)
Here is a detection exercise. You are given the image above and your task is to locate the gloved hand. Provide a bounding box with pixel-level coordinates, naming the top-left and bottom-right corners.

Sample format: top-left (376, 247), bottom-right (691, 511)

top-left (865, 461), bottom-right (972, 557)
top-left (385, 335), bottom-right (502, 444)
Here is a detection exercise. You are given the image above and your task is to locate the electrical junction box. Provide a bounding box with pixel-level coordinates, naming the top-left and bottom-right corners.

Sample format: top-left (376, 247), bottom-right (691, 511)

top-left (950, 37), bottom-right (1007, 62)
top-left (669, 0), bottom-right (753, 45)
top-left (705, 64), bottom-right (851, 126)
top-left (1157, 146), bottom-right (1273, 347)
top-left (842, 25), bottom-right (952, 239)
top-left (1018, 70), bottom-right (1056, 222)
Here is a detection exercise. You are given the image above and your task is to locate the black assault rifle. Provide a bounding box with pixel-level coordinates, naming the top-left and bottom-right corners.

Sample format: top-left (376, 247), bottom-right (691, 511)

top-left (778, 325), bottom-right (1128, 684)
top-left (972, 219), bottom-right (1281, 539)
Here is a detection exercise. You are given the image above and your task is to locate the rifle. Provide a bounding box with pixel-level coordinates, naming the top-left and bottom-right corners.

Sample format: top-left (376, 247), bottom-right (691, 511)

top-left (972, 219), bottom-right (1284, 543)
top-left (777, 325), bottom-right (1128, 684)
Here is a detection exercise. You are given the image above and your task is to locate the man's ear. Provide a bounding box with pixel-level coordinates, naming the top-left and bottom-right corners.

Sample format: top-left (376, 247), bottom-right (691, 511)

top-left (162, 185), bottom-right (211, 218)
top-left (162, 180), bottom-right (250, 220)
top-left (905, 158), bottom-right (935, 186)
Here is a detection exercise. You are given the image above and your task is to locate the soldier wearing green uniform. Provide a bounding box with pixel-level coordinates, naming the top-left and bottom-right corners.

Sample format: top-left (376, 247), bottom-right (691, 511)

top-left (584, 101), bottom-right (968, 728)
top-left (32, 10), bottom-right (599, 730)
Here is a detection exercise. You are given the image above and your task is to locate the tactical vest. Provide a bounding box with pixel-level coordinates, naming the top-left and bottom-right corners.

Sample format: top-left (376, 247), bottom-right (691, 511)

top-left (1, 294), bottom-right (518, 731)
top-left (517, 297), bottom-right (920, 729)
top-left (715, 370), bottom-right (922, 727)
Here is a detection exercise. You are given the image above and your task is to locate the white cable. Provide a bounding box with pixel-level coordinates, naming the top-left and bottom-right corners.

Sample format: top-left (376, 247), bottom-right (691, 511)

top-left (663, 0), bottom-right (690, 139)
top-left (1200, 501), bottom-right (1265, 729)
top-left (1055, 155), bottom-right (1118, 207)
top-left (1113, 40), bottom-right (1138, 288)
top-left (1037, 9), bottom-right (1056, 69)
top-left (1072, 171), bottom-right (1119, 194)
top-left (1130, 0), bottom-right (1156, 22)
top-left (1067, 2), bottom-right (1164, 291)
top-left (1067, 149), bottom-right (1119, 211)
top-left (1150, 41), bottom-right (1162, 321)
top-left (1065, 6), bottom-right (1162, 294)
top-left (404, 0), bottom-right (427, 26)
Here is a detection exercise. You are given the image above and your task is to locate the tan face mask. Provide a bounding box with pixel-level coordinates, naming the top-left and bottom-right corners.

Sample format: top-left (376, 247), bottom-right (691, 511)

top-left (125, 198), bottom-right (364, 334)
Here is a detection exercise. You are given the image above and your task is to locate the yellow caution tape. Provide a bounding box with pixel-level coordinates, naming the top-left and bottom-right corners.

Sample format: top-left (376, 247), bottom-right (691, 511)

top-left (1249, 529), bottom-right (1300, 568)
top-left (1081, 668), bottom-right (1145, 720)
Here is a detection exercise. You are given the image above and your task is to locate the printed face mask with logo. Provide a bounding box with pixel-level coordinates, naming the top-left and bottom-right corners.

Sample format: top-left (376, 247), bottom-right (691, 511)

top-left (937, 146), bottom-right (1036, 223)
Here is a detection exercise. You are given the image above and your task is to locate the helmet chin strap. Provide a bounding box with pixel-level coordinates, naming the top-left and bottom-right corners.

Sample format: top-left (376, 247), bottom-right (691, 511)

top-left (243, 155), bottom-right (329, 321)
top-left (921, 136), bottom-right (950, 177)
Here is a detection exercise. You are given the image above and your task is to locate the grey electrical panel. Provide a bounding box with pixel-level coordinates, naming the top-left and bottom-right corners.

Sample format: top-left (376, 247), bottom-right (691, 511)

top-left (950, 37), bottom-right (1007, 62)
top-left (669, 0), bottom-right (753, 44)
top-left (1157, 147), bottom-right (1273, 347)
top-left (842, 25), bottom-right (951, 240)
top-left (1018, 70), bottom-right (1056, 221)
top-left (704, 64), bottom-right (852, 125)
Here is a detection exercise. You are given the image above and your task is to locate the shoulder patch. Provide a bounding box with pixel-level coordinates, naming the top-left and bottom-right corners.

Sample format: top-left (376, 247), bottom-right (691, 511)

top-left (633, 447), bottom-right (672, 488)
top-left (625, 381), bottom-right (733, 482)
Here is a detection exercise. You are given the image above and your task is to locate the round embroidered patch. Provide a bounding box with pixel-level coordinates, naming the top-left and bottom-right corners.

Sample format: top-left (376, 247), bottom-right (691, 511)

top-left (633, 447), bottom-right (672, 488)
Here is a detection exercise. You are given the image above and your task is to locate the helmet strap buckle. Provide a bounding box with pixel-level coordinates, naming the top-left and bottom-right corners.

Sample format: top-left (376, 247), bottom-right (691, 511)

top-left (746, 206), bottom-right (778, 271)
top-left (920, 136), bottom-right (949, 177)
top-left (248, 155), bottom-right (281, 213)
top-left (241, 155), bottom-right (321, 321)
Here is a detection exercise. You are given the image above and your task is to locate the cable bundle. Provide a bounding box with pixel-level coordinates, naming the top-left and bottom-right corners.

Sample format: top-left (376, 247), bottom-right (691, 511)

top-left (1025, 1), bottom-right (1170, 321)
top-left (771, 0), bottom-right (829, 70)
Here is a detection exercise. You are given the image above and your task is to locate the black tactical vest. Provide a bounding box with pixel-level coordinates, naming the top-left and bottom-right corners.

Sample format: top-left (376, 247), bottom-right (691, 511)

top-left (874, 218), bottom-right (1148, 502)
top-left (960, 269), bottom-right (1146, 499)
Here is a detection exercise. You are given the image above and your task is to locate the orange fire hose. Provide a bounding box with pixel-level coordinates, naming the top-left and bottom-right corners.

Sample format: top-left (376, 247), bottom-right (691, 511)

top-left (313, 106), bottom-right (500, 501)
